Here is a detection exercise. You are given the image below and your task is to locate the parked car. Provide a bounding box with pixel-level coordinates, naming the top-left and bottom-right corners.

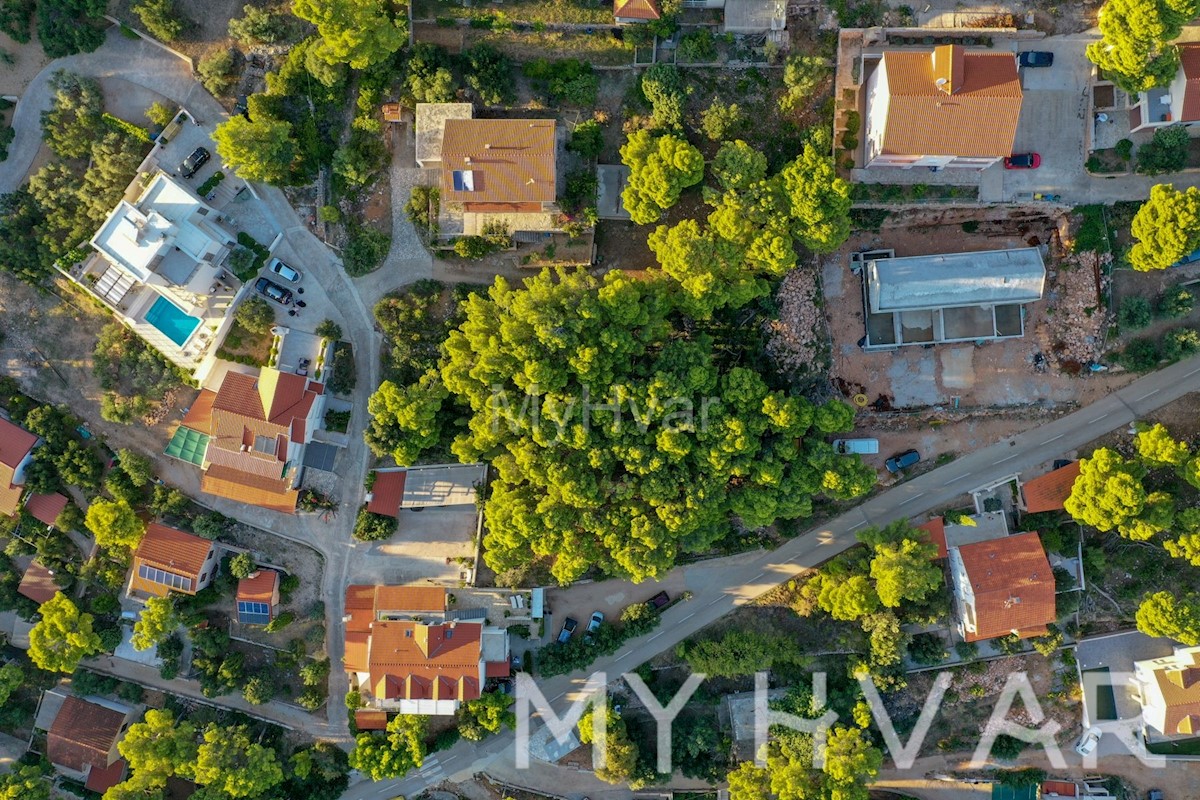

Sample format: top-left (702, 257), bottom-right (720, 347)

top-left (646, 591), bottom-right (670, 612)
top-left (885, 449), bottom-right (921, 473)
top-left (1147, 790), bottom-right (1164, 800)
top-left (833, 438), bottom-right (879, 455)
top-left (267, 257), bottom-right (302, 282)
top-left (584, 611), bottom-right (604, 644)
top-left (557, 617), bottom-right (578, 644)
top-left (1075, 727), bottom-right (1101, 757)
top-left (235, 94), bottom-right (250, 120)
top-left (1017, 51), bottom-right (1054, 68)
top-left (1004, 153), bottom-right (1042, 169)
top-left (254, 277), bottom-right (293, 306)
top-left (180, 146), bottom-right (210, 178)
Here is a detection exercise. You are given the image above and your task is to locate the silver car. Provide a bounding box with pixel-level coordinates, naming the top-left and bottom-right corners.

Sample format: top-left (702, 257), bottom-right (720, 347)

top-left (266, 257), bottom-right (302, 283)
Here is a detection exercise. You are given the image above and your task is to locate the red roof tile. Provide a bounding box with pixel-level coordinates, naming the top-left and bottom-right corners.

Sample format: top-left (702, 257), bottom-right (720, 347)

top-left (47, 696), bottom-right (126, 773)
top-left (916, 517), bottom-right (947, 559)
top-left (367, 621), bottom-right (482, 703)
top-left (236, 570), bottom-right (278, 603)
top-left (355, 710), bottom-right (388, 730)
top-left (957, 531), bottom-right (1056, 642)
top-left (1180, 44), bottom-right (1200, 122)
top-left (132, 523), bottom-right (214, 586)
top-left (1021, 461), bottom-right (1081, 514)
top-left (485, 660), bottom-right (511, 678)
top-left (615, 0), bottom-right (661, 19)
top-left (25, 492), bottom-right (68, 527)
top-left (374, 585), bottom-right (446, 613)
top-left (440, 119), bottom-right (556, 206)
top-left (18, 562), bottom-right (60, 604)
top-left (0, 417), bottom-right (38, 470)
top-left (85, 758), bottom-right (127, 793)
top-left (876, 46), bottom-right (1022, 159)
top-left (367, 471), bottom-right (406, 517)
top-left (181, 390), bottom-right (217, 430)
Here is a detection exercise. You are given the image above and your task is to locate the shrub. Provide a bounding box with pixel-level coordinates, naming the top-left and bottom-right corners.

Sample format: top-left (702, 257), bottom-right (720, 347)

top-left (678, 28), bottom-right (717, 62)
top-left (463, 44), bottom-right (515, 106)
top-left (196, 171), bottom-right (225, 196)
top-left (235, 296), bottom-right (276, 334)
top-left (1120, 337), bottom-right (1162, 371)
top-left (0, 0), bottom-right (34, 43)
top-left (1136, 124), bottom-right (1189, 175)
top-left (700, 100), bottom-right (742, 141)
top-left (908, 632), bottom-right (949, 665)
top-left (328, 341), bottom-right (356, 395)
top-left (197, 48), bottom-right (238, 96)
top-left (1158, 286), bottom-right (1195, 319)
top-left (264, 611), bottom-right (295, 633)
top-left (1115, 138), bottom-right (1133, 161)
top-left (315, 319), bottom-right (342, 340)
top-left (453, 236), bottom-right (497, 260)
top-left (343, 225), bottom-right (390, 276)
top-left (318, 204), bottom-right (341, 223)
top-left (353, 508), bottom-right (397, 541)
top-left (1163, 328), bottom-right (1200, 361)
top-left (229, 552), bottom-right (256, 580)
top-left (1118, 296), bottom-right (1152, 330)
top-left (566, 119), bottom-right (604, 160)
top-left (132, 0), bottom-right (189, 42)
top-left (405, 186), bottom-right (439, 231)
top-left (228, 4), bottom-right (291, 44)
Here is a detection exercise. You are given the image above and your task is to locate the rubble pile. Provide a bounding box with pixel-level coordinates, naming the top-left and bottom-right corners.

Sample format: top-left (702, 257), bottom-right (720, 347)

top-left (765, 267), bottom-right (823, 375)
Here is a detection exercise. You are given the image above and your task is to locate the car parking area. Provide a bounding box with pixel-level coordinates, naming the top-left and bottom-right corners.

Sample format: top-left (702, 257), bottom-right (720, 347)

top-left (1000, 37), bottom-right (1093, 199)
top-left (351, 506), bottom-right (479, 585)
top-left (145, 113), bottom-right (224, 191)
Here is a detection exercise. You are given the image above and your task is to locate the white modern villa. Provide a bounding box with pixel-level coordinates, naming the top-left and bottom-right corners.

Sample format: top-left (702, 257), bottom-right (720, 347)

top-left (63, 170), bottom-right (240, 381)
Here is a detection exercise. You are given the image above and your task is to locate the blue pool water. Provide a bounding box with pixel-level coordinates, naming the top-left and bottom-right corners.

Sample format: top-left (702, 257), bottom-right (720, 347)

top-left (145, 296), bottom-right (200, 347)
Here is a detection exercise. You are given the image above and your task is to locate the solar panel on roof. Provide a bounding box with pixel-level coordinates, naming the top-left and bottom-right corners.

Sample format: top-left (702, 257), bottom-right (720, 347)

top-left (137, 563), bottom-right (193, 592)
top-left (452, 170), bottom-right (474, 191)
top-left (237, 600), bottom-right (271, 625)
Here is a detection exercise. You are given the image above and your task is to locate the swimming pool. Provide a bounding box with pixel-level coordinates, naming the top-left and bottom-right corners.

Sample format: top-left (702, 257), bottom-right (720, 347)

top-left (144, 295), bottom-right (200, 348)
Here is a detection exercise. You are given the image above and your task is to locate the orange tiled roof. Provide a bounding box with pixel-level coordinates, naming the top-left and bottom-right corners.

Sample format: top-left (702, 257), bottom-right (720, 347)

top-left (1180, 44), bottom-right (1200, 122)
top-left (131, 523), bottom-right (214, 595)
top-left (374, 585), bottom-right (446, 613)
top-left (916, 517), bottom-right (947, 559)
top-left (0, 418), bottom-right (37, 470)
top-left (25, 492), bottom-right (68, 527)
top-left (1150, 649), bottom-right (1200, 734)
top-left (1042, 781), bottom-right (1077, 797)
top-left (199, 369), bottom-right (322, 513)
top-left (18, 562), bottom-right (60, 604)
top-left (47, 696), bottom-right (125, 773)
top-left (367, 471), bottom-right (406, 518)
top-left (440, 119), bottom-right (556, 206)
top-left (346, 631), bottom-right (370, 672)
top-left (615, 0), bottom-right (661, 18)
top-left (877, 45), bottom-right (1022, 159)
top-left (181, 389), bottom-right (217, 430)
top-left (236, 570), bottom-right (278, 603)
top-left (85, 758), bottom-right (127, 793)
top-left (355, 709), bottom-right (388, 730)
top-left (200, 467), bottom-right (299, 513)
top-left (367, 621), bottom-right (482, 703)
top-left (0, 481), bottom-right (22, 517)
top-left (957, 531), bottom-right (1055, 642)
top-left (1021, 461), bottom-right (1081, 514)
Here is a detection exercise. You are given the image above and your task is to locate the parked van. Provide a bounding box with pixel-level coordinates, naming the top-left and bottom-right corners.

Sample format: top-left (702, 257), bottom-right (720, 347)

top-left (832, 438), bottom-right (880, 455)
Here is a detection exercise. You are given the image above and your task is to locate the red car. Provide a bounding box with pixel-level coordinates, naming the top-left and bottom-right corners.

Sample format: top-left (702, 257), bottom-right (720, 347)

top-left (1004, 153), bottom-right (1041, 169)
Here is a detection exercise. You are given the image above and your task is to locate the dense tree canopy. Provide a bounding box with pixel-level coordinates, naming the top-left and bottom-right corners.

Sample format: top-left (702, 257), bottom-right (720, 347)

top-left (1136, 590), bottom-right (1200, 644)
top-left (292, 0), bottom-right (407, 68)
top-left (348, 713), bottom-right (427, 780)
top-left (132, 596), bottom-right (177, 651)
top-left (1129, 184), bottom-right (1200, 272)
top-left (1086, 0), bottom-right (1197, 93)
top-left (371, 270), bottom-right (870, 583)
top-left (1064, 447), bottom-right (1153, 536)
top-left (457, 691), bottom-right (515, 741)
top-left (29, 592), bottom-right (104, 673)
top-left (212, 116), bottom-right (297, 185)
top-left (0, 765), bottom-right (52, 800)
top-left (85, 498), bottom-right (147, 550)
top-left (118, 709), bottom-right (198, 786)
top-left (193, 726), bottom-right (284, 798)
top-left (620, 130), bottom-right (704, 224)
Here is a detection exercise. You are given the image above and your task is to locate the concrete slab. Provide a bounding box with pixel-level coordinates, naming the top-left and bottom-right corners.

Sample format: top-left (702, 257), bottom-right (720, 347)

top-left (940, 347), bottom-right (975, 390)
top-left (351, 506), bottom-right (478, 585)
top-left (113, 626), bottom-right (164, 667)
top-left (887, 351), bottom-right (940, 406)
top-left (1077, 630), bottom-right (1174, 728)
top-left (596, 164), bottom-right (631, 220)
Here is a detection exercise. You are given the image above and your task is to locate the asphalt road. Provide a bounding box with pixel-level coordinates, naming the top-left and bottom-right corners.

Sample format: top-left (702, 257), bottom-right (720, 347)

top-left (346, 354), bottom-right (1200, 799)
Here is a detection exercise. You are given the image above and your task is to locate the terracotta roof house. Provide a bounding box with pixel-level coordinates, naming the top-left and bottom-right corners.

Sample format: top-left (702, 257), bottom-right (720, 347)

top-left (862, 44), bottom-right (1023, 170)
top-left (614, 0), bottom-right (660, 23)
top-left (1130, 43), bottom-right (1200, 132)
top-left (366, 464), bottom-right (487, 517)
top-left (948, 531), bottom-right (1056, 643)
top-left (23, 492), bottom-right (68, 527)
top-left (0, 417), bottom-right (39, 517)
top-left (1019, 461), bottom-right (1081, 514)
top-left (41, 694), bottom-right (133, 790)
top-left (18, 561), bottom-right (61, 605)
top-left (1135, 645), bottom-right (1200, 737)
top-left (439, 118), bottom-right (560, 235)
top-left (127, 523), bottom-right (217, 602)
top-left (342, 585), bottom-right (509, 714)
top-left (236, 569), bottom-right (280, 625)
top-left (415, 103), bottom-right (475, 168)
top-left (185, 367), bottom-right (326, 513)
top-left (915, 517), bottom-right (948, 560)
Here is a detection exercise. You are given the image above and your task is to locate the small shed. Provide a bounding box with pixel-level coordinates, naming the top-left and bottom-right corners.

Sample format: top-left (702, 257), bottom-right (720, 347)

top-left (236, 570), bottom-right (280, 625)
top-left (723, 0), bottom-right (786, 33)
top-left (382, 102), bottom-right (403, 123)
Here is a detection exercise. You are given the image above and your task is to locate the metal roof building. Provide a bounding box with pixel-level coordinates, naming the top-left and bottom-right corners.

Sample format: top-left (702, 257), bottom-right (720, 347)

top-left (860, 247), bottom-right (1046, 348)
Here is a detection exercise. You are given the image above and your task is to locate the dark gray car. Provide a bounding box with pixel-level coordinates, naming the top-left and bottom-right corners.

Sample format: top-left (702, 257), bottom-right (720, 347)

top-left (180, 146), bottom-right (210, 179)
top-left (885, 449), bottom-right (920, 473)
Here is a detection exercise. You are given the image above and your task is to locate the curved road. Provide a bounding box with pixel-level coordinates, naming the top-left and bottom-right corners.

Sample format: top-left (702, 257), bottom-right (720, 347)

top-left (351, 353), bottom-right (1200, 800)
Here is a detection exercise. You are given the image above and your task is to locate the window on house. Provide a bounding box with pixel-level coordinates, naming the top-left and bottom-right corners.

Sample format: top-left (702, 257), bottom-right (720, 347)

top-left (199, 572), bottom-right (208, 583)
top-left (253, 435), bottom-right (275, 454)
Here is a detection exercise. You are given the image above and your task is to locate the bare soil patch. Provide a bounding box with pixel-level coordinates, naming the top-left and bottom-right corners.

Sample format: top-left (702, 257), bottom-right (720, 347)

top-left (0, 28), bottom-right (51, 96)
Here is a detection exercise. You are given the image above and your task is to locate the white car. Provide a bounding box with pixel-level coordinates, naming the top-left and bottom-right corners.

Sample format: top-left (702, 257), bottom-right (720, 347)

top-left (1075, 727), bottom-right (1101, 757)
top-left (266, 257), bottom-right (302, 283)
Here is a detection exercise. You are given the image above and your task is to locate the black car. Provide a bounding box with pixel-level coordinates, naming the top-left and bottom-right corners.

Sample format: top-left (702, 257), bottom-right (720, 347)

top-left (646, 591), bottom-right (670, 612)
top-left (180, 146), bottom-right (210, 178)
top-left (254, 277), bottom-right (293, 306)
top-left (235, 95), bottom-right (250, 120)
top-left (885, 449), bottom-right (921, 474)
top-left (1017, 51), bottom-right (1054, 68)
top-left (1147, 791), bottom-right (1164, 800)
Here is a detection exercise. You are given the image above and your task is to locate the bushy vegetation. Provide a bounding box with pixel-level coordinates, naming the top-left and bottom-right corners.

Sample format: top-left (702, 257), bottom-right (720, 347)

top-left (327, 341), bottom-right (356, 395)
top-left (538, 603), bottom-right (661, 676)
top-left (342, 224), bottom-right (390, 276)
top-left (132, 0), bottom-right (191, 42)
top-left (352, 508), bottom-right (397, 541)
top-left (93, 324), bottom-right (186, 423)
top-left (1136, 125), bottom-right (1189, 175)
